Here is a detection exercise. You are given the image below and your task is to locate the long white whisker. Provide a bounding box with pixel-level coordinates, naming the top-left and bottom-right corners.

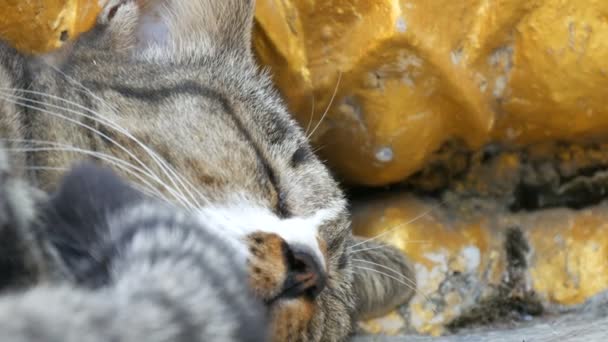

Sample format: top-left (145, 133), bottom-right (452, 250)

top-left (0, 95), bottom-right (191, 207)
top-left (7, 146), bottom-right (169, 202)
top-left (311, 145), bottom-right (324, 155)
top-left (152, 154), bottom-right (208, 206)
top-left (25, 65), bottom-right (208, 208)
top-left (6, 138), bottom-right (155, 178)
top-left (349, 240), bottom-right (431, 255)
top-left (18, 164), bottom-right (161, 200)
top-left (352, 258), bottom-right (416, 288)
top-left (348, 203), bottom-right (442, 250)
top-left (304, 95), bottom-right (315, 137)
top-left (353, 265), bottom-right (416, 293)
top-left (21, 166), bottom-right (68, 172)
top-left (307, 72), bottom-right (342, 140)
top-left (353, 265), bottom-right (438, 314)
top-left (9, 145), bottom-right (144, 179)
top-left (0, 89), bottom-right (200, 206)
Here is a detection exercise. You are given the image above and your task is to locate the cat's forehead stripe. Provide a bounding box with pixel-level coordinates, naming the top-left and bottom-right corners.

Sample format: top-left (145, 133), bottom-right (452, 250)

top-left (84, 80), bottom-right (228, 105)
top-left (83, 76), bottom-right (293, 218)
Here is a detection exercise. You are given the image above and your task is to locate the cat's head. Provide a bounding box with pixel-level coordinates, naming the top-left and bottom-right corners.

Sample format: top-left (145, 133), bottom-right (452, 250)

top-left (45, 0), bottom-right (415, 340)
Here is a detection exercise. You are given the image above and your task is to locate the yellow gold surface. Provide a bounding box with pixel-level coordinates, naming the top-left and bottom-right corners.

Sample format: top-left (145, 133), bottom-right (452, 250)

top-left (6, 0), bottom-right (607, 174)
top-left (0, 0), bottom-right (102, 54)
top-left (254, 0), bottom-right (608, 186)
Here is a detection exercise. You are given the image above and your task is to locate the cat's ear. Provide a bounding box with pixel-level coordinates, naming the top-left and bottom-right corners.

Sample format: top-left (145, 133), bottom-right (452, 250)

top-left (96, 0), bottom-right (142, 52)
top-left (99, 0), bottom-right (255, 59)
top-left (349, 236), bottom-right (416, 320)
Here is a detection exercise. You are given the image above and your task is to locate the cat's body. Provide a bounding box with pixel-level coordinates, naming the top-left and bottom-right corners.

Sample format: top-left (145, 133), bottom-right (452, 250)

top-left (0, 0), bottom-right (415, 341)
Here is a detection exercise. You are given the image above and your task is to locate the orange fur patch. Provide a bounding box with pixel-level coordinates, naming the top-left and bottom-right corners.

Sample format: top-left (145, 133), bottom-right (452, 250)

top-left (247, 232), bottom-right (288, 299)
top-left (271, 298), bottom-right (315, 342)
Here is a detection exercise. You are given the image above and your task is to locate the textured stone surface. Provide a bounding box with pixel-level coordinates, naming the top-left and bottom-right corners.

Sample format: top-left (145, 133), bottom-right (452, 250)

top-left (0, 0), bottom-right (101, 54)
top-left (353, 296), bottom-right (608, 341)
top-left (254, 0), bottom-right (608, 186)
top-left (352, 193), bottom-right (608, 336)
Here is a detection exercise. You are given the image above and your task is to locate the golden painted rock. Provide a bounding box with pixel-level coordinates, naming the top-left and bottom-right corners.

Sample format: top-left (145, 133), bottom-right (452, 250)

top-left (0, 0), bottom-right (102, 54)
top-left (254, 0), bottom-right (608, 186)
top-left (352, 194), bottom-right (608, 336)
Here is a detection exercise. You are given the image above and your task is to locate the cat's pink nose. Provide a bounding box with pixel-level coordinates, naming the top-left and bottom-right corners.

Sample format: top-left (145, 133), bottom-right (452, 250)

top-left (281, 244), bottom-right (327, 300)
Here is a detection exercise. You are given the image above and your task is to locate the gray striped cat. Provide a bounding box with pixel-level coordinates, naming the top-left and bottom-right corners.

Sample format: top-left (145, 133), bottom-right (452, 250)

top-left (0, 0), bottom-right (415, 341)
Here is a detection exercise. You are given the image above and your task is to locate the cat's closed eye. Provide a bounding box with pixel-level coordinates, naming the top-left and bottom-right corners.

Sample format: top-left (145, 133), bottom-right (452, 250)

top-left (0, 0), bottom-right (415, 341)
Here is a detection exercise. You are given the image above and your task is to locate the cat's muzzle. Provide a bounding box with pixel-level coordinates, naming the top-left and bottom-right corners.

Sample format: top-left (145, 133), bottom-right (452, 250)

top-left (247, 232), bottom-right (327, 305)
top-left (279, 243), bottom-right (327, 301)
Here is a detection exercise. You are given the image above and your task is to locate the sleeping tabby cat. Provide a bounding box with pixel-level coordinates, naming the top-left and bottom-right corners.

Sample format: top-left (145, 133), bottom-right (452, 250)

top-left (0, 0), bottom-right (415, 341)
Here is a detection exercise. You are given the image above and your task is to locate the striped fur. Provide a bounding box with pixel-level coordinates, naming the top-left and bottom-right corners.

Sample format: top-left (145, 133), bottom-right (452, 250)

top-left (0, 157), bottom-right (267, 341)
top-left (0, 0), bottom-right (416, 341)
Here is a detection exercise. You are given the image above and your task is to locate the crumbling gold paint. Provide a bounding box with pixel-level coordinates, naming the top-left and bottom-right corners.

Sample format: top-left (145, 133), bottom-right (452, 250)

top-left (352, 195), bottom-right (608, 335)
top-left (254, 0), bottom-right (608, 186)
top-left (0, 0), bottom-right (102, 54)
top-left (357, 311), bottom-right (407, 336)
top-left (526, 211), bottom-right (608, 305)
